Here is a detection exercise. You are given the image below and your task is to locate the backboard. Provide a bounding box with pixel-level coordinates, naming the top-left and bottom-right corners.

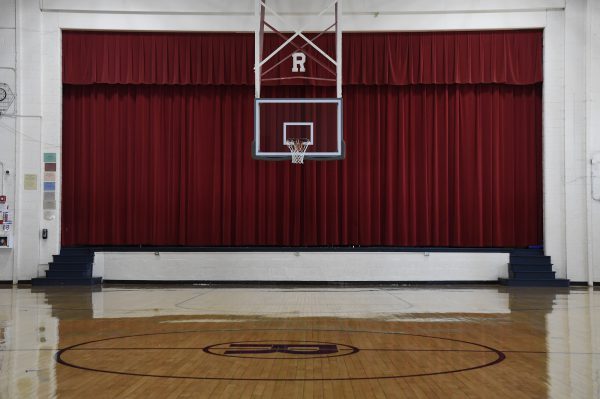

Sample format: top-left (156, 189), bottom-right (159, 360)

top-left (253, 98), bottom-right (343, 160)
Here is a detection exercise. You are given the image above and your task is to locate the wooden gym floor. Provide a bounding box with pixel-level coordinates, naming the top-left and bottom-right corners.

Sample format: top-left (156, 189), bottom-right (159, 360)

top-left (0, 285), bottom-right (599, 398)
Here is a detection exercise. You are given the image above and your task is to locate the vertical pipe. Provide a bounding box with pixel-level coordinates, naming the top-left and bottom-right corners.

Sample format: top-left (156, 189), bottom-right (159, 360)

top-left (335, 0), bottom-right (342, 98)
top-left (255, 0), bottom-right (262, 98)
top-left (12, 0), bottom-right (19, 285)
top-left (586, 0), bottom-right (595, 286)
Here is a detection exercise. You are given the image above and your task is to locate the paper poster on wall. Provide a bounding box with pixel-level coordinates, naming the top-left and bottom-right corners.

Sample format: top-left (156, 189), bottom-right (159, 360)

top-left (43, 182), bottom-right (56, 191)
top-left (44, 153), bottom-right (57, 163)
top-left (44, 172), bottom-right (56, 182)
top-left (43, 201), bottom-right (56, 210)
top-left (24, 174), bottom-right (38, 190)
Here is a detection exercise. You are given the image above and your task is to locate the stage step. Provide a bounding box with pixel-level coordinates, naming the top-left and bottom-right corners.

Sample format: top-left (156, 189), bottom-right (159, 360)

top-left (32, 277), bottom-right (102, 286)
top-left (60, 248), bottom-right (94, 256)
top-left (46, 270), bottom-right (92, 279)
top-left (509, 255), bottom-right (551, 264)
top-left (32, 248), bottom-right (101, 286)
top-left (510, 263), bottom-right (553, 272)
top-left (498, 278), bottom-right (570, 287)
top-left (52, 255), bottom-right (94, 263)
top-left (510, 248), bottom-right (544, 256)
top-left (499, 248), bottom-right (569, 287)
top-left (509, 270), bottom-right (556, 280)
top-left (49, 261), bottom-right (92, 268)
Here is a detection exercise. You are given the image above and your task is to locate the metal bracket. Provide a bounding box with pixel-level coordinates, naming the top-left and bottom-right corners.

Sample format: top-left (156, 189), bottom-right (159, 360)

top-left (255, 0), bottom-right (342, 99)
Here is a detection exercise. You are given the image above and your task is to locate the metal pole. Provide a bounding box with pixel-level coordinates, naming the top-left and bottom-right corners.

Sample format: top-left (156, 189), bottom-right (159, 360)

top-left (335, 0), bottom-right (342, 98)
top-left (255, 0), bottom-right (265, 98)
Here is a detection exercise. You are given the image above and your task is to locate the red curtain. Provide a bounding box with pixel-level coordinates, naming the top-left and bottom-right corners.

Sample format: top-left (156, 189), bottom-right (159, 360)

top-left (62, 31), bottom-right (543, 86)
top-left (62, 83), bottom-right (543, 247)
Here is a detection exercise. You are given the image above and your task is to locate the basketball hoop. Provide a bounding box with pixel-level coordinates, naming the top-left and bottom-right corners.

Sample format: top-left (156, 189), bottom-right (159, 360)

top-left (252, 0), bottom-right (344, 162)
top-left (286, 138), bottom-right (310, 164)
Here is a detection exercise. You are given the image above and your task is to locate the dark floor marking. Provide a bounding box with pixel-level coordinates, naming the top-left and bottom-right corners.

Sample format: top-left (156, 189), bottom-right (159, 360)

top-left (56, 327), bottom-right (505, 381)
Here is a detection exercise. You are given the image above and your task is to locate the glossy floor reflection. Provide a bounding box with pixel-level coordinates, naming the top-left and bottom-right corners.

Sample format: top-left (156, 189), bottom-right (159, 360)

top-left (0, 285), bottom-right (599, 398)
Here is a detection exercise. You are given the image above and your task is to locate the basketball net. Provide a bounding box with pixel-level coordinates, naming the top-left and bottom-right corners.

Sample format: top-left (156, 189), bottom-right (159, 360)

top-left (286, 138), bottom-right (310, 164)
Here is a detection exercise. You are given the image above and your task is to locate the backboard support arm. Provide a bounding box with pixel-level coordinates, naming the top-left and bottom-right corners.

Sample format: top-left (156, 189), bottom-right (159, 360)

top-left (254, 0), bottom-right (342, 99)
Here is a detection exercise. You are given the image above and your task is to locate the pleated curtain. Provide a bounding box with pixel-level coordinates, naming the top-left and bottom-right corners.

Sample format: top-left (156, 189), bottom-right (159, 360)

top-left (62, 30), bottom-right (543, 247)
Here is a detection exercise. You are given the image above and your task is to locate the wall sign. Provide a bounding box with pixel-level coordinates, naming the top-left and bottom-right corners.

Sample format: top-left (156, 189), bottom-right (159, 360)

top-left (43, 153), bottom-right (57, 163)
top-left (43, 153), bottom-right (57, 211)
top-left (24, 174), bottom-right (37, 190)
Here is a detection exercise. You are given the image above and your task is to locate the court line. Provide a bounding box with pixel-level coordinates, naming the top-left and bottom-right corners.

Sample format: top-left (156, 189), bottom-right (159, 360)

top-left (55, 327), bottom-right (506, 381)
top-left (378, 288), bottom-right (415, 309)
top-left (37, 347), bottom-right (497, 352)
top-left (173, 289), bottom-right (215, 310)
top-left (56, 347), bottom-right (598, 355)
top-left (5, 348), bottom-right (600, 355)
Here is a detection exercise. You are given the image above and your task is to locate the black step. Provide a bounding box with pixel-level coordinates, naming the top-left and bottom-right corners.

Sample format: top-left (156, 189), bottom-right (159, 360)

top-left (31, 277), bottom-right (102, 286)
top-left (510, 261), bottom-right (553, 269)
top-left (33, 248), bottom-right (98, 286)
top-left (499, 278), bottom-right (569, 287)
top-left (60, 248), bottom-right (94, 256)
top-left (46, 270), bottom-right (92, 279)
top-left (509, 255), bottom-right (551, 264)
top-left (511, 248), bottom-right (544, 256)
top-left (49, 261), bottom-right (92, 270)
top-left (48, 268), bottom-right (93, 275)
top-left (510, 264), bottom-right (553, 272)
top-left (48, 262), bottom-right (94, 271)
top-left (48, 263), bottom-right (92, 271)
top-left (53, 255), bottom-right (94, 263)
top-left (509, 270), bottom-right (556, 280)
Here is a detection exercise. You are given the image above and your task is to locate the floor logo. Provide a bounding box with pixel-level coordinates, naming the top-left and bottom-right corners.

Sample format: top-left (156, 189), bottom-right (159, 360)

top-left (204, 340), bottom-right (359, 359)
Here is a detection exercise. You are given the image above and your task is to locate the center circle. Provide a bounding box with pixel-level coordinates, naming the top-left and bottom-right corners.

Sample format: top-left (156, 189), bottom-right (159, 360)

top-left (56, 328), bottom-right (505, 381)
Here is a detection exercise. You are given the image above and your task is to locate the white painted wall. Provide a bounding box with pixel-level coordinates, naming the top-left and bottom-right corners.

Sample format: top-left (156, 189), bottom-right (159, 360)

top-left (1, 0), bottom-right (597, 282)
top-left (0, 0), bottom-right (17, 281)
top-left (588, 0), bottom-right (600, 284)
top-left (101, 252), bottom-right (510, 282)
top-left (543, 10), bottom-right (568, 281)
top-left (563, 0), bottom-right (587, 282)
